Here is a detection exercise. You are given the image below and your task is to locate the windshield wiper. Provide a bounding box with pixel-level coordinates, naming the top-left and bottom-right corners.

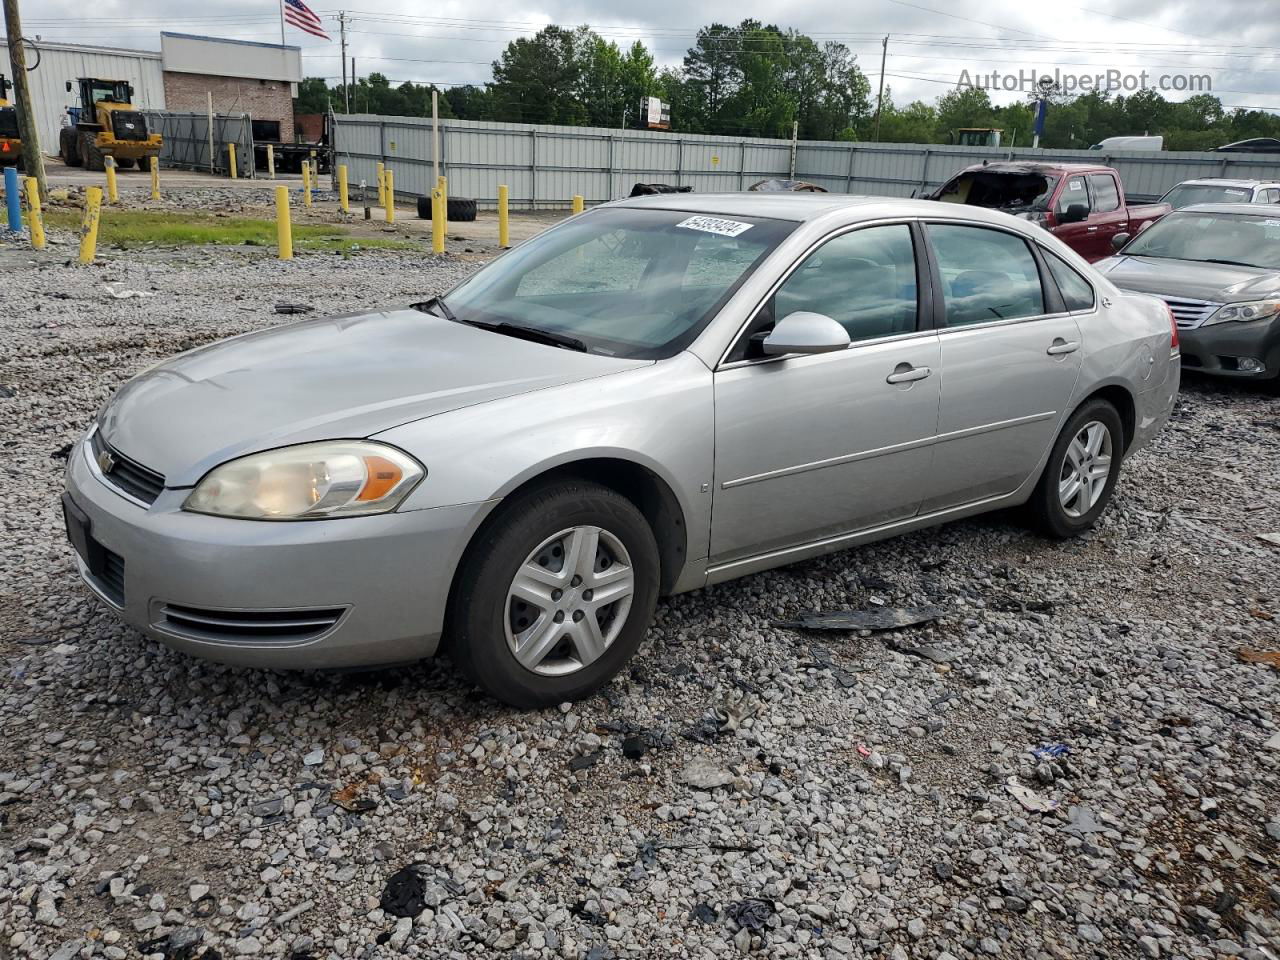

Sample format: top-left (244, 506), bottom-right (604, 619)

top-left (490, 322), bottom-right (588, 352)
top-left (412, 295), bottom-right (456, 321)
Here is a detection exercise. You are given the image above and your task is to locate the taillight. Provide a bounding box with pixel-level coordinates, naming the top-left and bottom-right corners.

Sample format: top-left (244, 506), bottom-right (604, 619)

top-left (1167, 306), bottom-right (1179, 352)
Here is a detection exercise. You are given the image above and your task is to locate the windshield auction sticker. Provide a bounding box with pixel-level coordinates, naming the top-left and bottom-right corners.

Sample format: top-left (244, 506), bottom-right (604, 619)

top-left (676, 216), bottom-right (754, 237)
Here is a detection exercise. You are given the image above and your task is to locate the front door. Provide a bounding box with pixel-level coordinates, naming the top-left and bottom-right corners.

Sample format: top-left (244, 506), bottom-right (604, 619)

top-left (921, 221), bottom-right (1083, 512)
top-left (710, 222), bottom-right (941, 566)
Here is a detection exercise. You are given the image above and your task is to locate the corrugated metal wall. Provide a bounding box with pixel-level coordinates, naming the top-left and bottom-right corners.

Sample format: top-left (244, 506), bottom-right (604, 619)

top-left (333, 113), bottom-right (1280, 208)
top-left (12, 40), bottom-right (165, 153)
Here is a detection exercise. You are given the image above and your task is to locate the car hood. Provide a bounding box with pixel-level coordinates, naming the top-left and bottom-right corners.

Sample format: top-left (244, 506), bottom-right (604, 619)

top-left (99, 306), bottom-right (648, 487)
top-left (1094, 255), bottom-right (1280, 302)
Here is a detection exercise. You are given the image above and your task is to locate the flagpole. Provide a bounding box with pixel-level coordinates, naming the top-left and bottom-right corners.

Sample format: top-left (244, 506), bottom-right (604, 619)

top-left (278, 0), bottom-right (286, 45)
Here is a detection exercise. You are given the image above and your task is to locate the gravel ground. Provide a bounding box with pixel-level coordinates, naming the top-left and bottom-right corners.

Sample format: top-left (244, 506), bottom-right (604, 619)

top-left (2, 241), bottom-right (1280, 960)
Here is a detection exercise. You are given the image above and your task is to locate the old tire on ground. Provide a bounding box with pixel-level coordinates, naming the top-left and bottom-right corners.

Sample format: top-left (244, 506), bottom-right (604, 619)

top-left (60, 128), bottom-right (82, 167)
top-left (416, 195), bottom-right (432, 219)
top-left (449, 480), bottom-right (660, 708)
top-left (80, 132), bottom-right (105, 172)
top-left (1029, 398), bottom-right (1124, 539)
top-left (446, 196), bottom-right (477, 222)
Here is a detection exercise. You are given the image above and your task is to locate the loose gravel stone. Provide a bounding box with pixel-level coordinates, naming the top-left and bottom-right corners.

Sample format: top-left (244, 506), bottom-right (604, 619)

top-left (2, 227), bottom-right (1280, 959)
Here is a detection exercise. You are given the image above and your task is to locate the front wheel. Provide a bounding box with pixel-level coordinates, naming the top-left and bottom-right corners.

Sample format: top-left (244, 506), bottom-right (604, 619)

top-left (450, 481), bottom-right (659, 708)
top-left (1029, 399), bottom-right (1124, 538)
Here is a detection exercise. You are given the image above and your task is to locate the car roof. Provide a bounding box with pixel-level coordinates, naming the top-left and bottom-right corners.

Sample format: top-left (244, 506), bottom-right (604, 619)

top-left (1172, 202), bottom-right (1280, 215)
top-left (608, 191), bottom-right (1048, 229)
top-left (951, 161), bottom-right (1105, 177)
top-left (1173, 178), bottom-right (1277, 188)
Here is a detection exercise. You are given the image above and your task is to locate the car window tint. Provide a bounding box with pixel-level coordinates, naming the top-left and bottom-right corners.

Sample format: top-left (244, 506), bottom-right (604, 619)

top-left (1057, 176), bottom-right (1090, 216)
top-left (515, 230), bottom-right (652, 296)
top-left (1043, 250), bottom-right (1095, 311)
top-left (929, 224), bottom-right (1045, 325)
top-left (1089, 174), bottom-right (1120, 213)
top-left (772, 224), bottom-right (918, 343)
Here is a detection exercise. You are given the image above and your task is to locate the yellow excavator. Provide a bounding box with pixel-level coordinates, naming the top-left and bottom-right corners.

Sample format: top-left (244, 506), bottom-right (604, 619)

top-left (0, 74), bottom-right (22, 170)
top-left (58, 77), bottom-right (161, 171)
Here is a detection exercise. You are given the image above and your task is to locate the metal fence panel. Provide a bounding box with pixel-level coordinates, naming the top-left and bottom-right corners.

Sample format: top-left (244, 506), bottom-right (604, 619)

top-left (142, 111), bottom-right (255, 178)
top-left (333, 113), bottom-right (1280, 209)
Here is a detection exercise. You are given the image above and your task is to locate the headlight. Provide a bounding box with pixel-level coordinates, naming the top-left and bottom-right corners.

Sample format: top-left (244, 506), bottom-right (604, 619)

top-left (184, 441), bottom-right (424, 520)
top-left (1205, 300), bottom-right (1280, 325)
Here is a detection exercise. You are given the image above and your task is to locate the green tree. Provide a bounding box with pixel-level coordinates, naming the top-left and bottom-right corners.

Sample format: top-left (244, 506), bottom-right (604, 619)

top-left (490, 26), bottom-right (585, 124)
top-left (935, 87), bottom-right (996, 141)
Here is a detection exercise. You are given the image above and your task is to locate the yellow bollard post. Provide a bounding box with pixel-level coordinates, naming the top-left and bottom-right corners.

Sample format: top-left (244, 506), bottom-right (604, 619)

top-left (376, 162), bottom-right (385, 206)
top-left (301, 161), bottom-right (312, 207)
top-left (431, 188), bottom-right (444, 254)
top-left (438, 176), bottom-right (448, 224)
top-left (25, 177), bottom-right (45, 250)
top-left (149, 156), bottom-right (160, 201)
top-left (384, 169), bottom-right (394, 223)
top-left (227, 142), bottom-right (237, 180)
top-left (497, 184), bottom-right (509, 249)
top-left (104, 157), bottom-right (119, 205)
top-left (275, 186), bottom-right (293, 260)
top-left (266, 144), bottom-right (275, 179)
top-left (572, 194), bottom-right (584, 214)
top-left (79, 187), bottom-right (102, 265)
top-left (338, 164), bottom-right (349, 214)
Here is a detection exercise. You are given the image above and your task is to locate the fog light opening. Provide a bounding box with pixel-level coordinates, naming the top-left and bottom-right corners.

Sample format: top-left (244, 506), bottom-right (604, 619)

top-left (1237, 357), bottom-right (1266, 374)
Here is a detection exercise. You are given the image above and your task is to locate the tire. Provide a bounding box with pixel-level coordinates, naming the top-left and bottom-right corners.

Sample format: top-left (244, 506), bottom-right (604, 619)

top-left (1029, 398), bottom-right (1125, 538)
top-left (115, 157), bottom-right (135, 169)
top-left (60, 128), bottom-right (82, 167)
top-left (80, 132), bottom-right (105, 172)
top-left (416, 195), bottom-right (432, 220)
top-left (449, 480), bottom-right (660, 708)
top-left (446, 196), bottom-right (477, 222)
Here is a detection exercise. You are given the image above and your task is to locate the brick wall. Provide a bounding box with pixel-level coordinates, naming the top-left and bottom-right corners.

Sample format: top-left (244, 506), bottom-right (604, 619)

top-left (163, 72), bottom-right (293, 139)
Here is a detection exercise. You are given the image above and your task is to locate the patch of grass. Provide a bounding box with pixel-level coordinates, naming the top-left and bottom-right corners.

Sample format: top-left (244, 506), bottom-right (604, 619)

top-left (42, 208), bottom-right (417, 253)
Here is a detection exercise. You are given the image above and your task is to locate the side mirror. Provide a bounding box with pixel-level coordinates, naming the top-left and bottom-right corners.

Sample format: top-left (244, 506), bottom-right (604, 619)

top-left (1111, 232), bottom-right (1131, 251)
top-left (762, 312), bottom-right (851, 356)
top-left (1060, 202), bottom-right (1089, 224)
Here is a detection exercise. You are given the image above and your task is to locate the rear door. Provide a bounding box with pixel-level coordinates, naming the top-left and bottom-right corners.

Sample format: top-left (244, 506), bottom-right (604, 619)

top-left (920, 222), bottom-right (1083, 512)
top-left (1085, 172), bottom-right (1129, 260)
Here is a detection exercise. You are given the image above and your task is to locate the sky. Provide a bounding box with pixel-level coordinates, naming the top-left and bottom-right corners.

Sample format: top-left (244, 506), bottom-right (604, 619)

top-left (15, 0), bottom-right (1280, 113)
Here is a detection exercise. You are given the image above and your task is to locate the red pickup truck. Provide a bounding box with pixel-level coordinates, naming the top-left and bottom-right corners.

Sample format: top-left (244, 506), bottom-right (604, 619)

top-left (928, 162), bottom-right (1171, 262)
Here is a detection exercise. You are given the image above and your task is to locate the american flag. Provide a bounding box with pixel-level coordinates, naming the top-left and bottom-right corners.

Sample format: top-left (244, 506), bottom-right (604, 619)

top-left (283, 0), bottom-right (329, 40)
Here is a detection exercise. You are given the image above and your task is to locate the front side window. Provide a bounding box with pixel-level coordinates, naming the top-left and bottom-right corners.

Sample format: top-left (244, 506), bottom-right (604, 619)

top-left (929, 224), bottom-right (1045, 326)
top-left (444, 208), bottom-right (796, 359)
top-left (1089, 174), bottom-right (1121, 213)
top-left (1057, 176), bottom-right (1090, 217)
top-left (1043, 250), bottom-right (1096, 312)
top-left (772, 224), bottom-right (919, 343)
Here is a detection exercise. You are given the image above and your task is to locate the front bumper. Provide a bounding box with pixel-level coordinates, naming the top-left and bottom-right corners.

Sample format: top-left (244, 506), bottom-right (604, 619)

top-left (64, 432), bottom-right (492, 669)
top-left (1180, 317), bottom-right (1280, 380)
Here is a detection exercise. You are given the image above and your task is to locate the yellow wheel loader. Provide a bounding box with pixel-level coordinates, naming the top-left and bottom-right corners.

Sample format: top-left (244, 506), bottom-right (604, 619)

top-left (58, 78), bottom-right (161, 172)
top-left (0, 74), bottom-right (22, 170)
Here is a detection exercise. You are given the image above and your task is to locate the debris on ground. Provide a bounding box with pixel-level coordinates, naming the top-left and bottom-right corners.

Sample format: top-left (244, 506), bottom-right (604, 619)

top-left (724, 898), bottom-right (774, 931)
top-left (884, 638), bottom-right (961, 664)
top-left (1061, 805), bottom-right (1109, 835)
top-left (680, 758), bottom-right (736, 790)
top-left (274, 303), bottom-right (315, 315)
top-left (102, 285), bottom-right (155, 299)
top-left (1257, 532), bottom-right (1280, 547)
top-left (379, 866), bottom-right (428, 918)
top-left (570, 750), bottom-right (602, 771)
top-left (774, 605), bottom-right (945, 632)
top-left (1237, 648), bottom-right (1280, 669)
top-left (1005, 778), bottom-right (1058, 813)
top-left (1031, 744), bottom-right (1070, 760)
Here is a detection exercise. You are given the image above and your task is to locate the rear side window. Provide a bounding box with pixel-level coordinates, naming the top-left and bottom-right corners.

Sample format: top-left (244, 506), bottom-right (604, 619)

top-left (1057, 176), bottom-right (1090, 216)
top-left (929, 224), bottom-right (1045, 326)
top-left (1090, 174), bottom-right (1120, 213)
top-left (1043, 250), bottom-right (1096, 312)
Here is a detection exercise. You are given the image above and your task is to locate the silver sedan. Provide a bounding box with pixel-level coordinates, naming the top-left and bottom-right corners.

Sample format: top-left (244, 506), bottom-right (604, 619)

top-left (63, 194), bottom-right (1180, 706)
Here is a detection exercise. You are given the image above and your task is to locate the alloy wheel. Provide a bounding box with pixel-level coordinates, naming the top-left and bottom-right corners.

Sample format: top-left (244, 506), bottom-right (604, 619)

top-left (504, 525), bottom-right (635, 676)
top-left (1058, 420), bottom-right (1113, 519)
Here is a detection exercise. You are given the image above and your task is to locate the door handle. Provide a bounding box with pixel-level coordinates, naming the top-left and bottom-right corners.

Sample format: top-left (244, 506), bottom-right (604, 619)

top-left (1047, 339), bottom-right (1080, 356)
top-left (886, 364), bottom-right (932, 384)
top-left (1086, 226), bottom-right (1099, 232)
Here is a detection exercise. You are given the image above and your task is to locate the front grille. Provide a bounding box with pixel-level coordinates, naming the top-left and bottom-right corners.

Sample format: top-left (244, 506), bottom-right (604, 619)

top-left (1163, 296), bottom-right (1220, 329)
top-left (158, 604), bottom-right (346, 645)
top-left (90, 430), bottom-right (165, 505)
top-left (98, 547), bottom-right (125, 606)
top-left (110, 111), bottom-right (148, 142)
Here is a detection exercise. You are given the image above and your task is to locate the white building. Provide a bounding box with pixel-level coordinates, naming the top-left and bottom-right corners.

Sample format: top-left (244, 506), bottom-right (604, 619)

top-left (3, 39), bottom-right (165, 155)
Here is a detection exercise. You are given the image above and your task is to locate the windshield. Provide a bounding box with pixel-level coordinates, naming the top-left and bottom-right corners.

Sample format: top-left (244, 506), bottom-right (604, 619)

top-left (934, 171), bottom-right (1057, 211)
top-left (1122, 211), bottom-right (1280, 269)
top-left (1160, 184), bottom-right (1253, 209)
top-left (442, 207), bottom-right (796, 359)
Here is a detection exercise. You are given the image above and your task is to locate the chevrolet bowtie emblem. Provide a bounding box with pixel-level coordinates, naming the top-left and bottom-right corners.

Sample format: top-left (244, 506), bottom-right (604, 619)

top-left (97, 449), bottom-right (116, 474)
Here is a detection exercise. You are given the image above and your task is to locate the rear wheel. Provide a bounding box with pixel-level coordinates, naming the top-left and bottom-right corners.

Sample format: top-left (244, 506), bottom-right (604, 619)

top-left (60, 128), bottom-right (82, 167)
top-left (450, 481), bottom-right (659, 708)
top-left (1029, 399), bottom-right (1124, 538)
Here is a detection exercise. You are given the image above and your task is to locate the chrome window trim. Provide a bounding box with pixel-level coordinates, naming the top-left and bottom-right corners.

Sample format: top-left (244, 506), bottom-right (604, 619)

top-left (716, 327), bottom-right (937, 372)
top-left (714, 216), bottom-right (925, 370)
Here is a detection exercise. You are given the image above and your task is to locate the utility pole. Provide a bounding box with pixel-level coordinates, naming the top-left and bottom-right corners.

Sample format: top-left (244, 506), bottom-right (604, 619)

top-left (338, 11), bottom-right (349, 113)
top-left (873, 34), bottom-right (888, 143)
top-left (3, 0), bottom-right (46, 200)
